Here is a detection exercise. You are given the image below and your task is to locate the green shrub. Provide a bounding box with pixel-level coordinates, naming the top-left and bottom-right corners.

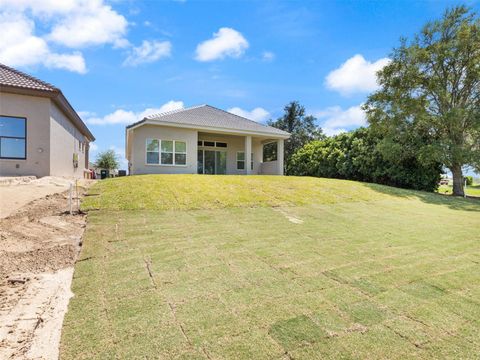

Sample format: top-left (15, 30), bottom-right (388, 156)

top-left (465, 176), bottom-right (473, 186)
top-left (289, 127), bottom-right (442, 192)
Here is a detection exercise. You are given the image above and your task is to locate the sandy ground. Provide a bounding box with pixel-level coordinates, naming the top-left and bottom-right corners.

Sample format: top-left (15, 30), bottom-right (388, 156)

top-left (0, 177), bottom-right (75, 219)
top-left (0, 177), bottom-right (88, 359)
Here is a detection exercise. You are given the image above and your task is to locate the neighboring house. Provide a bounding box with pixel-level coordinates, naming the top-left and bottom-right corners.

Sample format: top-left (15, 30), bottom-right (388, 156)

top-left (126, 105), bottom-right (290, 175)
top-left (0, 64), bottom-right (95, 178)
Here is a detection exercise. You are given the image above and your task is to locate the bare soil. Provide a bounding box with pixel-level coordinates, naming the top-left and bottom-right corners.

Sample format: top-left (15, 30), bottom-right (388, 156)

top-left (0, 188), bottom-right (86, 359)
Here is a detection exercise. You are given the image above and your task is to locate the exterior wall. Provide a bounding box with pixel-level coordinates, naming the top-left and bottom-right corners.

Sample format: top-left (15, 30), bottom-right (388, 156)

top-left (260, 161), bottom-right (279, 175)
top-left (50, 103), bottom-right (87, 178)
top-left (0, 93), bottom-right (51, 177)
top-left (130, 125), bottom-right (198, 175)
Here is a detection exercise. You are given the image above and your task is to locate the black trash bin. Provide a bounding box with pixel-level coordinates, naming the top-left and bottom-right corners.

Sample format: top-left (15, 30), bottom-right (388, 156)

top-left (100, 169), bottom-right (109, 179)
top-left (118, 170), bottom-right (127, 177)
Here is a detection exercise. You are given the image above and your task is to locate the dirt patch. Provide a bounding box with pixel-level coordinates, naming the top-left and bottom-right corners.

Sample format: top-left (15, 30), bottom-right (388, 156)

top-left (0, 189), bottom-right (86, 359)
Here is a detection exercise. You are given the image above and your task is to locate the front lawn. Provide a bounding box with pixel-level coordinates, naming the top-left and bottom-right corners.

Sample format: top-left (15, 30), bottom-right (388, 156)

top-left (438, 183), bottom-right (480, 197)
top-left (61, 175), bottom-right (480, 359)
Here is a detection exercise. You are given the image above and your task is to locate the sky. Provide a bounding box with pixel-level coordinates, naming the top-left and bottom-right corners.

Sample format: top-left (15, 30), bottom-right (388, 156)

top-left (0, 0), bottom-right (478, 170)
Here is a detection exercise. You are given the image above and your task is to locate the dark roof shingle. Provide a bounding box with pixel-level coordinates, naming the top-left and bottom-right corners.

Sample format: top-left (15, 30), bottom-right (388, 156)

top-left (0, 63), bottom-right (58, 92)
top-left (129, 105), bottom-right (290, 137)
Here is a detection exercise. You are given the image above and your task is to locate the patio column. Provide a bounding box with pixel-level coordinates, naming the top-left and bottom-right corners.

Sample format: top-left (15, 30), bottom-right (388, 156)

top-left (245, 135), bottom-right (252, 175)
top-left (277, 139), bottom-right (284, 175)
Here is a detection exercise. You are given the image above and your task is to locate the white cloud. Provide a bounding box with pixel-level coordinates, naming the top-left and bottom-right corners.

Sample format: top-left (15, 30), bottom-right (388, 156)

top-left (0, 0), bottom-right (129, 73)
top-left (326, 54), bottom-right (390, 95)
top-left (315, 105), bottom-right (366, 136)
top-left (228, 107), bottom-right (270, 122)
top-left (89, 143), bottom-right (98, 151)
top-left (262, 51), bottom-right (275, 62)
top-left (195, 27), bottom-right (249, 62)
top-left (123, 40), bottom-right (171, 66)
top-left (85, 100), bottom-right (184, 125)
top-left (0, 13), bottom-right (87, 73)
top-left (0, 0), bottom-right (129, 48)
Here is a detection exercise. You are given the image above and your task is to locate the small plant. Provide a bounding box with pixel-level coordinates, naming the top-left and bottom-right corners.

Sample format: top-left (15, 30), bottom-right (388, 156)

top-left (465, 176), bottom-right (473, 186)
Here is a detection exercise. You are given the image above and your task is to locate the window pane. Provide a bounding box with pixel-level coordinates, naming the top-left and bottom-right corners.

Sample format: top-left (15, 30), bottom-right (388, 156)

top-left (146, 139), bottom-right (159, 152)
top-left (146, 152), bottom-right (159, 164)
top-left (237, 152), bottom-right (245, 161)
top-left (161, 153), bottom-right (173, 164)
top-left (215, 142), bottom-right (227, 148)
top-left (237, 161), bottom-right (245, 170)
top-left (197, 150), bottom-right (203, 174)
top-left (0, 116), bottom-right (25, 138)
top-left (1, 138), bottom-right (25, 158)
top-left (198, 140), bottom-right (203, 146)
top-left (175, 153), bottom-right (186, 165)
top-left (204, 141), bottom-right (215, 147)
top-left (263, 142), bottom-right (277, 162)
top-left (161, 140), bottom-right (173, 152)
top-left (175, 141), bottom-right (186, 153)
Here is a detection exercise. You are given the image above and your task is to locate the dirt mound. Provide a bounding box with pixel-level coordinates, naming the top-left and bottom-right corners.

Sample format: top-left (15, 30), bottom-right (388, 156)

top-left (0, 188), bottom-right (86, 359)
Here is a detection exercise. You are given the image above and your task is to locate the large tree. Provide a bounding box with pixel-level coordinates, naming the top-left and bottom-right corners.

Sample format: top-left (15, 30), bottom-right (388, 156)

top-left (364, 6), bottom-right (480, 196)
top-left (268, 101), bottom-right (324, 174)
top-left (94, 149), bottom-right (119, 170)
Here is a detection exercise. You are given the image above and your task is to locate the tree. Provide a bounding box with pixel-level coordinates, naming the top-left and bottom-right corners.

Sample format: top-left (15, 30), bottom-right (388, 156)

top-left (289, 127), bottom-right (442, 192)
top-left (268, 101), bottom-right (324, 174)
top-left (364, 6), bottom-right (480, 196)
top-left (94, 150), bottom-right (119, 170)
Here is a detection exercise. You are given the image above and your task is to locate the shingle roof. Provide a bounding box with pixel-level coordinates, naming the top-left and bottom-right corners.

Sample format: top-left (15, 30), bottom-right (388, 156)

top-left (128, 105), bottom-right (290, 137)
top-left (0, 63), bottom-right (58, 92)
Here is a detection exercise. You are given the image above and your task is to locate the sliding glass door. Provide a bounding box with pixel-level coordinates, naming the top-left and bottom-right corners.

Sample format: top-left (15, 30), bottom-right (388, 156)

top-left (197, 149), bottom-right (227, 174)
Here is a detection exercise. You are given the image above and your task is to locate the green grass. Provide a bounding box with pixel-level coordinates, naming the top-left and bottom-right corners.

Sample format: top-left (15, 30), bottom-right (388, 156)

top-left (438, 184), bottom-right (480, 197)
top-left (62, 175), bottom-right (480, 359)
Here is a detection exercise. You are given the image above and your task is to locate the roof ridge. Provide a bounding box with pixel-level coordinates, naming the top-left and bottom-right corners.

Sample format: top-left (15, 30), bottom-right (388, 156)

top-left (0, 63), bottom-right (58, 92)
top-left (145, 104), bottom-right (206, 119)
top-left (205, 104), bottom-right (275, 129)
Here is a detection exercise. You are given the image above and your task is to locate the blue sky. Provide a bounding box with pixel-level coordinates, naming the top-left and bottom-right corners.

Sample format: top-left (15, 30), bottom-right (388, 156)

top-left (1, 0), bottom-right (478, 169)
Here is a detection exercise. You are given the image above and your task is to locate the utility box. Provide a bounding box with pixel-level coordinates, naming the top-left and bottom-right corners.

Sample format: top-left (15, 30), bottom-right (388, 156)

top-left (100, 169), bottom-right (109, 179)
top-left (118, 170), bottom-right (127, 177)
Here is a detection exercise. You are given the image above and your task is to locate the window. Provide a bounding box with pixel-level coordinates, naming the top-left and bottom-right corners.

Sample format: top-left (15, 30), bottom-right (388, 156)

top-left (175, 141), bottom-right (187, 165)
top-left (161, 140), bottom-right (173, 165)
top-left (198, 140), bottom-right (203, 146)
top-left (146, 139), bottom-right (159, 164)
top-left (0, 116), bottom-right (26, 159)
top-left (203, 141), bottom-right (215, 147)
top-left (237, 152), bottom-right (253, 170)
top-left (215, 142), bottom-right (227, 148)
top-left (146, 139), bottom-right (187, 166)
top-left (263, 142), bottom-right (277, 162)
top-left (236, 151), bottom-right (245, 170)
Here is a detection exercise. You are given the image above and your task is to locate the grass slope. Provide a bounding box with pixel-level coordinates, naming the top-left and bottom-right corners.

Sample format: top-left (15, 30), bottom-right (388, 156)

top-left (62, 175), bottom-right (480, 359)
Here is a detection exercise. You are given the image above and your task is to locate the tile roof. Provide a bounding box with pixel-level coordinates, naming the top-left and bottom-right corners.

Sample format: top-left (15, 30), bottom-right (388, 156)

top-left (129, 105), bottom-right (290, 137)
top-left (0, 63), bottom-right (58, 92)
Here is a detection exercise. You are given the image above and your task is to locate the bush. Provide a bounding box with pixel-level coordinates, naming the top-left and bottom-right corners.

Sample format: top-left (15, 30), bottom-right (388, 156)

top-left (465, 176), bottom-right (473, 186)
top-left (289, 127), bottom-right (442, 192)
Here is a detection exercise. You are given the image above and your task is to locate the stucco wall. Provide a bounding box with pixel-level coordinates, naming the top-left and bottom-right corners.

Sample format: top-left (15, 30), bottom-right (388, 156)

top-left (50, 103), bottom-right (87, 178)
top-left (260, 160), bottom-right (279, 175)
top-left (130, 125), bottom-right (198, 175)
top-left (0, 93), bottom-right (51, 177)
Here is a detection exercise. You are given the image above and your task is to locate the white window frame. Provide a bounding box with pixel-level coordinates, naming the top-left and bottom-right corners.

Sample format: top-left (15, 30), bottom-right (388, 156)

top-left (237, 151), bottom-right (254, 171)
top-left (145, 139), bottom-right (187, 166)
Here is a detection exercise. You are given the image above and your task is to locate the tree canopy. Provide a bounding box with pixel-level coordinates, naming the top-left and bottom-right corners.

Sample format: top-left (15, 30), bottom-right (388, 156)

top-left (94, 149), bottom-right (119, 170)
top-left (364, 6), bottom-right (480, 196)
top-left (268, 101), bottom-right (324, 174)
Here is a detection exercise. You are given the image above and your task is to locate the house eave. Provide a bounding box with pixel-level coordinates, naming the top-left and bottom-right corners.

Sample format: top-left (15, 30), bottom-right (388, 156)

top-left (126, 119), bottom-right (291, 139)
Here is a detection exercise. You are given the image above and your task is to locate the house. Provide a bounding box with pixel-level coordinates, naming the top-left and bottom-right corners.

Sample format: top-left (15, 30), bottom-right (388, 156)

top-left (125, 105), bottom-right (290, 175)
top-left (0, 64), bottom-right (95, 178)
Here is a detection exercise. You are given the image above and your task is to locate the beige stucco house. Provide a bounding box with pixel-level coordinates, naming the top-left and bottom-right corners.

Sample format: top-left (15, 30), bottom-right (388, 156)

top-left (126, 105), bottom-right (290, 175)
top-left (0, 64), bottom-right (95, 178)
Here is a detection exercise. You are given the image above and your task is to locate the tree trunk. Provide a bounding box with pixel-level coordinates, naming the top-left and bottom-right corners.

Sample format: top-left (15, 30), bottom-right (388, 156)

top-left (450, 164), bottom-right (465, 197)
